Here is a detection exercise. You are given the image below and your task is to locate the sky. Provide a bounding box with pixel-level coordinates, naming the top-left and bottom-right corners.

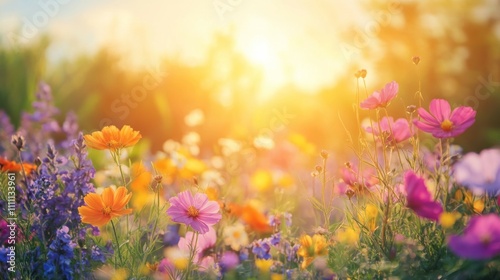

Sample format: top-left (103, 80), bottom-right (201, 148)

top-left (0, 0), bottom-right (377, 98)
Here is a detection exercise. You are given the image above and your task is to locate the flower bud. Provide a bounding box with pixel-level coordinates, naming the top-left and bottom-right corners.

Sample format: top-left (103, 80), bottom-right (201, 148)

top-left (320, 150), bottom-right (329, 159)
top-left (412, 56), bottom-right (420, 65)
top-left (359, 69), bottom-right (367, 78)
top-left (406, 105), bottom-right (417, 114)
top-left (11, 135), bottom-right (24, 151)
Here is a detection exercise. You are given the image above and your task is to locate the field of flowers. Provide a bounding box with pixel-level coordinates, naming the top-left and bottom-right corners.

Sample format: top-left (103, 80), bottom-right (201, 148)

top-left (1, 69), bottom-right (500, 279)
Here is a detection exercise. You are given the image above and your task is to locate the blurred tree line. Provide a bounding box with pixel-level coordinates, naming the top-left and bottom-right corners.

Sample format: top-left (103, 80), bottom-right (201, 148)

top-left (0, 0), bottom-right (498, 156)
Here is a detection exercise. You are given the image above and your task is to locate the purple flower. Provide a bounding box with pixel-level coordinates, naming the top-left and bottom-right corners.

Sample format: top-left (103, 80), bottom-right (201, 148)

top-left (404, 171), bottom-right (443, 221)
top-left (43, 226), bottom-right (77, 279)
top-left (414, 99), bottom-right (476, 139)
top-left (252, 239), bottom-right (272, 259)
top-left (164, 224), bottom-right (181, 246)
top-left (448, 214), bottom-right (500, 260)
top-left (219, 251), bottom-right (240, 273)
top-left (454, 149), bottom-right (500, 195)
top-left (270, 232), bottom-right (281, 246)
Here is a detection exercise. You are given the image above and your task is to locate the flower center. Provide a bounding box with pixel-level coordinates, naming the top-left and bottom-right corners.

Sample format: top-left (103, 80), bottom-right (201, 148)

top-left (440, 119), bottom-right (454, 132)
top-left (232, 231), bottom-right (241, 239)
top-left (480, 234), bottom-right (491, 245)
top-left (187, 206), bottom-right (199, 218)
top-left (103, 206), bottom-right (112, 216)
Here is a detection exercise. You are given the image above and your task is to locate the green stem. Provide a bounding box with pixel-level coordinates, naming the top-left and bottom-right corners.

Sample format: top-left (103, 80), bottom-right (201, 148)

top-left (111, 220), bottom-right (124, 267)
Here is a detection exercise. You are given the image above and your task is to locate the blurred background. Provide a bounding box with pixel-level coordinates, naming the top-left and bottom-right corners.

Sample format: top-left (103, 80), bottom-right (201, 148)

top-left (1, 0), bottom-right (499, 155)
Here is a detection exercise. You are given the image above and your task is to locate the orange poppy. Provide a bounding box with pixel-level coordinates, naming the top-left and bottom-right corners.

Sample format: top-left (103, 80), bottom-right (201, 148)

top-left (0, 157), bottom-right (36, 174)
top-left (84, 125), bottom-right (142, 151)
top-left (78, 186), bottom-right (133, 226)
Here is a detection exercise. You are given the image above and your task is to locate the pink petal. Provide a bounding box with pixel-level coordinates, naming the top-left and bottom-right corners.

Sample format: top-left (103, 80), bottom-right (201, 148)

top-left (429, 99), bottom-right (451, 122)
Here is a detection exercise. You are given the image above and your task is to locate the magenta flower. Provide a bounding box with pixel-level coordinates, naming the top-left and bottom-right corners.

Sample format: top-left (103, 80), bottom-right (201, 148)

top-left (167, 191), bottom-right (222, 234)
top-left (454, 149), bottom-right (500, 195)
top-left (404, 171), bottom-right (443, 221)
top-left (178, 226), bottom-right (217, 263)
top-left (448, 214), bottom-right (500, 260)
top-left (360, 81), bottom-right (398, 109)
top-left (414, 99), bottom-right (476, 138)
top-left (365, 117), bottom-right (413, 145)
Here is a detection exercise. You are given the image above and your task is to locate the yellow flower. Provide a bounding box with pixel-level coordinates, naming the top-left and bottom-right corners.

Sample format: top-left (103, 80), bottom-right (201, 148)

top-left (84, 125), bottom-right (141, 151)
top-left (130, 162), bottom-right (154, 210)
top-left (110, 268), bottom-right (129, 280)
top-left (251, 170), bottom-right (273, 192)
top-left (271, 273), bottom-right (285, 280)
top-left (358, 204), bottom-right (378, 233)
top-left (297, 234), bottom-right (328, 269)
top-left (78, 186), bottom-right (133, 227)
top-left (255, 259), bottom-right (273, 273)
top-left (439, 212), bottom-right (461, 229)
top-left (462, 190), bottom-right (485, 214)
top-left (365, 204), bottom-right (378, 219)
top-left (336, 227), bottom-right (359, 246)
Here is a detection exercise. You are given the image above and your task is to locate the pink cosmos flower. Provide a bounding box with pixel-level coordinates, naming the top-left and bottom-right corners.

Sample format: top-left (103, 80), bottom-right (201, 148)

top-left (178, 226), bottom-right (216, 263)
top-left (360, 81), bottom-right (399, 109)
top-left (413, 99), bottom-right (476, 138)
top-left (404, 171), bottom-right (443, 221)
top-left (365, 117), bottom-right (413, 145)
top-left (167, 191), bottom-right (221, 234)
top-left (448, 214), bottom-right (500, 260)
top-left (453, 149), bottom-right (500, 195)
top-left (337, 162), bottom-right (378, 195)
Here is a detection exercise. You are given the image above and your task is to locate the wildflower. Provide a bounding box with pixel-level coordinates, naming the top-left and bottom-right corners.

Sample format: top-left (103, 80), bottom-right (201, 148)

top-left (337, 162), bottom-right (378, 194)
top-left (255, 259), bottom-right (274, 273)
top-left (251, 170), bottom-right (274, 192)
top-left (167, 191), bottom-right (221, 234)
top-left (360, 204), bottom-right (379, 232)
top-left (364, 117), bottom-right (413, 145)
top-left (223, 223), bottom-right (249, 251)
top-left (297, 234), bottom-right (328, 269)
top-left (439, 212), bottom-right (460, 229)
top-left (404, 171), bottom-right (443, 221)
top-left (43, 226), bottom-right (77, 279)
top-left (453, 149), bottom-right (500, 195)
top-left (229, 203), bottom-right (273, 233)
top-left (163, 224), bottom-right (181, 247)
top-left (360, 81), bottom-right (398, 109)
top-left (448, 214), bottom-right (500, 260)
top-left (0, 157), bottom-right (36, 174)
top-left (252, 239), bottom-right (272, 259)
top-left (178, 226), bottom-right (216, 263)
top-left (336, 227), bottom-right (359, 246)
top-left (219, 251), bottom-right (240, 273)
top-left (164, 247), bottom-right (189, 270)
top-left (414, 99), bottom-right (476, 138)
top-left (157, 258), bottom-right (175, 274)
top-left (78, 186), bottom-right (133, 227)
top-left (84, 125), bottom-right (142, 151)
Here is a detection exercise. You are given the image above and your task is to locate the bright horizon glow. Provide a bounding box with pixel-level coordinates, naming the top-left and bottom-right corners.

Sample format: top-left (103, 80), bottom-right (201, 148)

top-left (0, 0), bottom-right (370, 99)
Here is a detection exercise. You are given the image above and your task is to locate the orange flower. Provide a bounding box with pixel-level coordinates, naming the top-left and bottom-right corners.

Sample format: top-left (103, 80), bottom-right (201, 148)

top-left (0, 157), bottom-right (36, 174)
top-left (78, 186), bottom-right (133, 226)
top-left (229, 203), bottom-right (272, 233)
top-left (84, 125), bottom-right (141, 151)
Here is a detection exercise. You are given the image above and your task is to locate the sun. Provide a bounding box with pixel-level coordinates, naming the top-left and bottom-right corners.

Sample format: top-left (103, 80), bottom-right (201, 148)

top-left (244, 40), bottom-right (275, 67)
